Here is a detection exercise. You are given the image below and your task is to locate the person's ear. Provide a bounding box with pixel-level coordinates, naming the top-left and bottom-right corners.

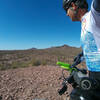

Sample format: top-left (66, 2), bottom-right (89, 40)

top-left (71, 2), bottom-right (77, 10)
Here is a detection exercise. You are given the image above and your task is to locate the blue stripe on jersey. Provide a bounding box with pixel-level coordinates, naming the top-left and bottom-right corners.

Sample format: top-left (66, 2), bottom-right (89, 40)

top-left (81, 31), bottom-right (100, 71)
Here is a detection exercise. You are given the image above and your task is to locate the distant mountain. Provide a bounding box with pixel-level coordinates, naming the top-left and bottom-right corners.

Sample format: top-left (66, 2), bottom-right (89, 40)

top-left (0, 45), bottom-right (82, 70)
top-left (28, 47), bottom-right (37, 50)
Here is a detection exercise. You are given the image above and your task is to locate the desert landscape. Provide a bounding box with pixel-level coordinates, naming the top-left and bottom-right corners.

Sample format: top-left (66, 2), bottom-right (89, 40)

top-left (0, 45), bottom-right (86, 100)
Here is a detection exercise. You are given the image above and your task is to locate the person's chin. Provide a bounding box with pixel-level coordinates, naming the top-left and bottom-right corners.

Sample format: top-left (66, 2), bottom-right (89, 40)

top-left (71, 19), bottom-right (75, 21)
top-left (71, 18), bottom-right (74, 21)
top-left (70, 17), bottom-right (76, 21)
top-left (72, 18), bottom-right (77, 21)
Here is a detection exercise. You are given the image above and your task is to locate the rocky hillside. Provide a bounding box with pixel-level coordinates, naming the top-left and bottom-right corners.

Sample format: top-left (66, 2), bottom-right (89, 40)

top-left (0, 45), bottom-right (81, 70)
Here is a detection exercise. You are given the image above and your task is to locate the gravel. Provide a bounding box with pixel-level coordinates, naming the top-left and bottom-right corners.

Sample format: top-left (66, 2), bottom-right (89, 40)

top-left (0, 66), bottom-right (72, 100)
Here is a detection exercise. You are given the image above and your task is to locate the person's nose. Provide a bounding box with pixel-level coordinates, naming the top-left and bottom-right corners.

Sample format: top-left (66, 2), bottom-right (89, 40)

top-left (66, 10), bottom-right (69, 16)
top-left (66, 12), bottom-right (69, 16)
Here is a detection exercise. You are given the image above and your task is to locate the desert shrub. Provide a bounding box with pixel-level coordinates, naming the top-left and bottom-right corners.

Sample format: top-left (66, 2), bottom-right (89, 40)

top-left (57, 56), bottom-right (61, 61)
top-left (31, 59), bottom-right (41, 66)
top-left (11, 61), bottom-right (28, 69)
top-left (41, 60), bottom-right (47, 65)
top-left (0, 64), bottom-right (11, 70)
top-left (0, 64), bottom-right (4, 70)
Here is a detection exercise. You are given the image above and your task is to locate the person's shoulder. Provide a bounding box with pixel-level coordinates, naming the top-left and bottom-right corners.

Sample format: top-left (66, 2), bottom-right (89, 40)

top-left (91, 2), bottom-right (100, 16)
top-left (92, 0), bottom-right (100, 13)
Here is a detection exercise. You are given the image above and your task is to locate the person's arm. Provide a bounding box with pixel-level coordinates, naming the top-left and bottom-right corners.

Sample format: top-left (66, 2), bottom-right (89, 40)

top-left (74, 51), bottom-right (84, 64)
top-left (93, 0), bottom-right (100, 12)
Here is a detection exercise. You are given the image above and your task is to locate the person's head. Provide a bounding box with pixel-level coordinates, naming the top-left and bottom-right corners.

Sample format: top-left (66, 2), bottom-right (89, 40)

top-left (63, 0), bottom-right (88, 21)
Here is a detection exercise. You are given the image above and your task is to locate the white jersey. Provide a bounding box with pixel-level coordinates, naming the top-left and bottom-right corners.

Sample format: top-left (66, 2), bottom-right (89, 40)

top-left (81, 2), bottom-right (100, 71)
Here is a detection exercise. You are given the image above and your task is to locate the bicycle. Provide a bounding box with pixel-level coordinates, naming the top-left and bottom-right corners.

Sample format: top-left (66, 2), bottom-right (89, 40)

top-left (57, 54), bottom-right (100, 100)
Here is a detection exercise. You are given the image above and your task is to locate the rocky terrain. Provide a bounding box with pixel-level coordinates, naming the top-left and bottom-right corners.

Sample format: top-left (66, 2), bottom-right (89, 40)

top-left (0, 45), bottom-right (86, 100)
top-left (0, 65), bottom-right (74, 100)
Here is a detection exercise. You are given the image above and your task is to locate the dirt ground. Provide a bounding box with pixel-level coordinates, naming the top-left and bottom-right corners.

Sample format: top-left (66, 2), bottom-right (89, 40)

top-left (0, 65), bottom-right (72, 100)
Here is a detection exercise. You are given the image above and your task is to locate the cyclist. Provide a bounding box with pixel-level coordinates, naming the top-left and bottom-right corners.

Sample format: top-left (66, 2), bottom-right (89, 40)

top-left (63, 0), bottom-right (100, 100)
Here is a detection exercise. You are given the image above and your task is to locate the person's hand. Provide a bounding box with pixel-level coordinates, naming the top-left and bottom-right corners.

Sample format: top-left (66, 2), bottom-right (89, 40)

top-left (74, 51), bottom-right (83, 64)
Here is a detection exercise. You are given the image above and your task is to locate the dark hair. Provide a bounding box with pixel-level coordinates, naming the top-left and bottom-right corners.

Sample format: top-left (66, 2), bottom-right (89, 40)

top-left (75, 0), bottom-right (88, 10)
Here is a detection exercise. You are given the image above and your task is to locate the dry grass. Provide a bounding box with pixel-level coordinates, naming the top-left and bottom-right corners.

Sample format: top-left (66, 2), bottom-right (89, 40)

top-left (0, 45), bottom-right (82, 70)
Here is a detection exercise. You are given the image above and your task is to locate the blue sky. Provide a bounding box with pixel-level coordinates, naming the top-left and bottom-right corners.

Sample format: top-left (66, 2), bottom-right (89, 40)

top-left (0, 0), bottom-right (92, 50)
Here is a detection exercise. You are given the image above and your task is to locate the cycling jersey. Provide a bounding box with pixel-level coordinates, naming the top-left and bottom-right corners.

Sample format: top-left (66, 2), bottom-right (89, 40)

top-left (81, 2), bottom-right (100, 71)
